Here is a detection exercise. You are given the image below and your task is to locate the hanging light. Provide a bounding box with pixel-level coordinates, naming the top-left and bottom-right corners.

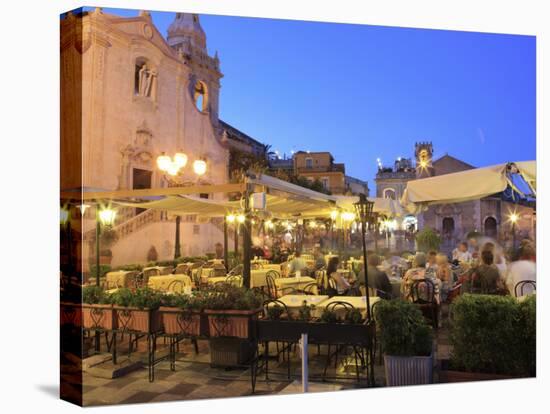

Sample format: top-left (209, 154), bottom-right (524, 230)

top-left (60, 207), bottom-right (69, 225)
top-left (330, 210), bottom-right (339, 221)
top-left (99, 208), bottom-right (117, 226)
top-left (226, 213), bottom-right (236, 223)
top-left (342, 211), bottom-right (356, 222)
top-left (237, 214), bottom-right (245, 224)
top-left (78, 204), bottom-right (90, 216)
top-left (265, 220), bottom-right (274, 229)
top-left (174, 151), bottom-right (188, 168)
top-left (156, 152), bottom-right (172, 172)
top-left (193, 159), bottom-right (207, 176)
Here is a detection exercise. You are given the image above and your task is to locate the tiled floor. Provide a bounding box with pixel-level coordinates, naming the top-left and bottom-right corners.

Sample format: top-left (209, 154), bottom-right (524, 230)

top-left (74, 321), bottom-right (451, 406)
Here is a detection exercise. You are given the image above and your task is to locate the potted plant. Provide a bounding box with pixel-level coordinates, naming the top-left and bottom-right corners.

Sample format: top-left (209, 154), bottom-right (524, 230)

top-left (82, 285), bottom-right (116, 330)
top-left (375, 300), bottom-right (434, 386)
top-left (160, 292), bottom-right (206, 336)
top-left (98, 228), bottom-right (119, 265)
top-left (204, 285), bottom-right (263, 339)
top-left (111, 288), bottom-right (162, 334)
top-left (440, 294), bottom-right (535, 382)
top-left (415, 227), bottom-right (441, 252)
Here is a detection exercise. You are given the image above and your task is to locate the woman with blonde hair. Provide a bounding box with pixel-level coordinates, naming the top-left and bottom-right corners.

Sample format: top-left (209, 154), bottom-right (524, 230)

top-left (436, 253), bottom-right (452, 301)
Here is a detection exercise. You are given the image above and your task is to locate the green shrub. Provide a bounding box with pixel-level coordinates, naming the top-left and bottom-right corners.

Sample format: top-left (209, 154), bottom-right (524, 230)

top-left (82, 285), bottom-right (110, 305)
top-left (110, 288), bottom-right (162, 310)
top-left (297, 302), bottom-right (315, 322)
top-left (374, 300), bottom-right (433, 357)
top-left (89, 264), bottom-right (111, 278)
top-left (203, 285), bottom-right (262, 311)
top-left (161, 292), bottom-right (206, 311)
top-left (344, 308), bottom-right (363, 324)
top-left (318, 308), bottom-right (338, 324)
top-left (415, 228), bottom-right (441, 252)
top-left (266, 304), bottom-right (285, 320)
top-left (449, 294), bottom-right (535, 376)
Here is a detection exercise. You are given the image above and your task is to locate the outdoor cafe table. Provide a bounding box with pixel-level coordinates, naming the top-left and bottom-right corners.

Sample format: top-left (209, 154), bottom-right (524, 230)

top-left (315, 296), bottom-right (380, 319)
top-left (275, 276), bottom-right (316, 293)
top-left (148, 274), bottom-right (192, 292)
top-left (143, 266), bottom-right (173, 275)
top-left (104, 271), bottom-right (139, 289)
top-left (207, 276), bottom-right (242, 287)
top-left (268, 294), bottom-right (329, 318)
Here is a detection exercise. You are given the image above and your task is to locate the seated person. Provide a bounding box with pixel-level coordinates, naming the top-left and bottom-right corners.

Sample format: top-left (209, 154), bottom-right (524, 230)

top-left (425, 250), bottom-right (438, 279)
top-left (470, 250), bottom-right (505, 294)
top-left (358, 254), bottom-right (393, 299)
top-left (313, 246), bottom-right (326, 270)
top-left (452, 242), bottom-right (472, 263)
top-left (506, 242), bottom-right (536, 297)
top-left (288, 250), bottom-right (308, 276)
top-left (327, 256), bottom-right (351, 295)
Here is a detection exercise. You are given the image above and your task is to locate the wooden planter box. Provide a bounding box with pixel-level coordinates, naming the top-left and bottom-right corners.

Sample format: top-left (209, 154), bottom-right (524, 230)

top-left (113, 306), bottom-right (162, 334)
top-left (256, 319), bottom-right (374, 345)
top-left (209, 337), bottom-right (256, 367)
top-left (60, 302), bottom-right (82, 328)
top-left (384, 354), bottom-right (434, 386)
top-left (160, 306), bottom-right (203, 336)
top-left (82, 304), bottom-right (116, 330)
top-left (205, 309), bottom-right (261, 339)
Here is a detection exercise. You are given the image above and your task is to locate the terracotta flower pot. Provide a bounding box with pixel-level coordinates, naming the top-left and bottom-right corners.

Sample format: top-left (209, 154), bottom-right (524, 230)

top-left (205, 309), bottom-right (261, 339)
top-left (113, 306), bottom-right (161, 334)
top-left (160, 306), bottom-right (202, 336)
top-left (82, 304), bottom-right (116, 330)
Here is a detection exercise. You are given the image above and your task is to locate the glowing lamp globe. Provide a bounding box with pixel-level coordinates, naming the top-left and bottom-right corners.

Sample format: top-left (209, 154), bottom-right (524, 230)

top-left (99, 208), bottom-right (117, 226)
top-left (226, 214), bottom-right (236, 223)
top-left (193, 159), bottom-right (207, 176)
top-left (167, 162), bottom-right (180, 176)
top-left (174, 151), bottom-right (188, 168)
top-left (156, 153), bottom-right (171, 172)
top-left (237, 214), bottom-right (245, 224)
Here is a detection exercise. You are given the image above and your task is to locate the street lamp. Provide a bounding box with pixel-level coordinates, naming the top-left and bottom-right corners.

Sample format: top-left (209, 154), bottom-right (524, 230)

top-left (156, 151), bottom-right (208, 259)
top-left (95, 206), bottom-right (117, 286)
top-left (509, 212), bottom-right (519, 251)
top-left (353, 193), bottom-right (375, 386)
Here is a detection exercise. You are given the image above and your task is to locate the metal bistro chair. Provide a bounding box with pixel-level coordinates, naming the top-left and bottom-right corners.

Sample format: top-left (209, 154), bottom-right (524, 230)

top-left (260, 299), bottom-right (294, 380)
top-left (315, 269), bottom-right (328, 294)
top-left (173, 263), bottom-right (190, 275)
top-left (228, 264), bottom-right (243, 277)
top-left (514, 280), bottom-right (536, 297)
top-left (322, 301), bottom-right (365, 382)
top-left (166, 279), bottom-right (185, 294)
top-left (301, 282), bottom-right (318, 295)
top-left (265, 273), bottom-right (296, 300)
top-left (409, 278), bottom-right (438, 329)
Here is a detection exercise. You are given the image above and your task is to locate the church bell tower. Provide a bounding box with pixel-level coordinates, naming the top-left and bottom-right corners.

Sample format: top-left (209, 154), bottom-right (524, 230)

top-left (415, 142), bottom-right (435, 178)
top-left (167, 13), bottom-right (223, 126)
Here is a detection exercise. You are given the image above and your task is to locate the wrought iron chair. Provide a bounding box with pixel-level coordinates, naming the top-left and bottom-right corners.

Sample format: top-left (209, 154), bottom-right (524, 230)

top-left (166, 279), bottom-right (185, 294)
top-left (173, 263), bottom-right (190, 275)
top-left (514, 280), bottom-right (536, 297)
top-left (315, 269), bottom-right (328, 294)
top-left (228, 264), bottom-right (243, 276)
top-left (301, 282), bottom-right (318, 295)
top-left (409, 278), bottom-right (438, 329)
top-left (260, 299), bottom-right (294, 380)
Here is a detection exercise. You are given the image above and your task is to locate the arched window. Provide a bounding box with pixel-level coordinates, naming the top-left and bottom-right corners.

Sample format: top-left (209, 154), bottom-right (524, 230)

top-left (442, 217), bottom-right (455, 237)
top-left (383, 188), bottom-right (396, 200)
top-left (194, 80), bottom-right (208, 112)
top-left (484, 216), bottom-right (497, 238)
top-left (134, 57), bottom-right (157, 98)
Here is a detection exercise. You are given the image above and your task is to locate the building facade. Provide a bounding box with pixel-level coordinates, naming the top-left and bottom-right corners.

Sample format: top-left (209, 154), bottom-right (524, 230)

top-left (61, 9), bottom-right (231, 268)
top-left (375, 142), bottom-right (535, 252)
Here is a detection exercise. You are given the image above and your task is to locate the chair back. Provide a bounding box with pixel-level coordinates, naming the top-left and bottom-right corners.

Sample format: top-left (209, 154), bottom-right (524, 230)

top-left (326, 301), bottom-right (355, 320)
top-left (265, 273), bottom-right (278, 300)
top-left (514, 280), bottom-right (536, 297)
top-left (173, 263), bottom-right (190, 275)
top-left (302, 282), bottom-right (318, 295)
top-left (409, 278), bottom-right (436, 304)
top-left (228, 264), bottom-right (243, 276)
top-left (446, 283), bottom-right (462, 303)
top-left (166, 279), bottom-right (186, 294)
top-left (225, 274), bottom-right (242, 287)
top-left (192, 267), bottom-right (203, 288)
top-left (143, 267), bottom-right (162, 278)
top-left (262, 299), bottom-right (290, 319)
top-left (266, 269), bottom-right (281, 280)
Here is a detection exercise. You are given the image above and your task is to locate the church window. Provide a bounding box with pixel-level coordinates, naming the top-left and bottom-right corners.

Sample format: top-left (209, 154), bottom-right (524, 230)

top-left (383, 188), bottom-right (396, 200)
top-left (134, 58), bottom-right (157, 99)
top-left (194, 80), bottom-right (208, 112)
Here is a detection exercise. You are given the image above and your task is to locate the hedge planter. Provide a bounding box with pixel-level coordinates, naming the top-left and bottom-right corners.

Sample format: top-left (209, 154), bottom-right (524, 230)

top-left (384, 354), bottom-right (433, 386)
top-left (114, 306), bottom-right (162, 334)
top-left (82, 304), bottom-right (116, 330)
top-left (205, 309), bottom-right (261, 339)
top-left (438, 360), bottom-right (528, 383)
top-left (160, 307), bottom-right (203, 336)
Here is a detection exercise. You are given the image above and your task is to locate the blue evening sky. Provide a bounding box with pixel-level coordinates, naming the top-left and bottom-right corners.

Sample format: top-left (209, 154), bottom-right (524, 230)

top-left (80, 7), bottom-right (536, 186)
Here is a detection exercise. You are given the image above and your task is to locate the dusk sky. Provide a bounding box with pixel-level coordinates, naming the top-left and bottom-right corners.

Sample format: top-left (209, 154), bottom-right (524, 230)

top-left (83, 7), bottom-right (536, 187)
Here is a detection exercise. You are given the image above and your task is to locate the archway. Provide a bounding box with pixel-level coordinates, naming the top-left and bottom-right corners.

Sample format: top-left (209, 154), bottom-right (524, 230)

top-left (484, 216), bottom-right (497, 238)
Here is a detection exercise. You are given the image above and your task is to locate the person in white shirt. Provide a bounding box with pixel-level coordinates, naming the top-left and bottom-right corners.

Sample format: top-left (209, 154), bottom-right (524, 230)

top-left (506, 243), bottom-right (536, 297)
top-left (452, 242), bottom-right (472, 263)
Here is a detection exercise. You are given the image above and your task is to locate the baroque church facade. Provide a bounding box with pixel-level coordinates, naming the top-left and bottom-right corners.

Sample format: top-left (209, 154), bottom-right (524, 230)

top-left (61, 9), bottom-right (233, 268)
top-left (375, 143), bottom-right (535, 252)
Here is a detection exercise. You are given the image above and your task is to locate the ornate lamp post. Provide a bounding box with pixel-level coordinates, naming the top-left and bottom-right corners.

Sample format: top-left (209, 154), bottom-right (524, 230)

top-left (95, 206), bottom-right (117, 286)
top-left (156, 150), bottom-right (207, 259)
top-left (354, 193), bottom-right (375, 387)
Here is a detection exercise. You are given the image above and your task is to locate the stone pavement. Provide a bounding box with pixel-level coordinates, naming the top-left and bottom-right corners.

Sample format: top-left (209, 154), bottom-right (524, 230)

top-left (78, 321), bottom-right (451, 406)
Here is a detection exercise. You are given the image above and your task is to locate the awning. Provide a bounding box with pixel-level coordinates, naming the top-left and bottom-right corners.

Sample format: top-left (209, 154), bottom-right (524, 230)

top-left (333, 195), bottom-right (404, 218)
top-left (400, 161), bottom-right (536, 212)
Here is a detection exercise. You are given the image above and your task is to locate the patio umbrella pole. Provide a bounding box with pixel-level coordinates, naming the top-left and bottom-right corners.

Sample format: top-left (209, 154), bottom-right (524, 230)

top-left (174, 215), bottom-right (181, 259)
top-left (95, 207), bottom-right (101, 287)
top-left (242, 185), bottom-right (252, 289)
top-left (223, 216), bottom-right (229, 272)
